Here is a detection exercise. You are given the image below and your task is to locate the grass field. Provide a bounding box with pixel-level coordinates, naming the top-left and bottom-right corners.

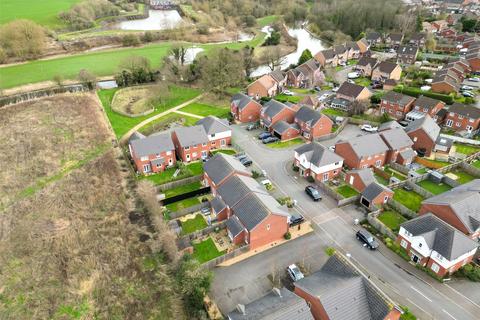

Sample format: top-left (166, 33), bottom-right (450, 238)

top-left (140, 162), bottom-right (204, 185)
top-left (336, 185), bottom-right (359, 198)
top-left (378, 210), bottom-right (407, 232)
top-left (393, 189), bottom-right (424, 212)
top-left (0, 0), bottom-right (79, 28)
top-left (179, 103), bottom-right (230, 118)
top-left (97, 86), bottom-right (201, 138)
top-left (267, 138), bottom-right (304, 149)
top-left (164, 181), bottom-right (202, 199)
top-left (192, 237), bottom-right (225, 263)
top-left (180, 214), bottom-right (208, 235)
top-left (417, 180), bottom-right (452, 195)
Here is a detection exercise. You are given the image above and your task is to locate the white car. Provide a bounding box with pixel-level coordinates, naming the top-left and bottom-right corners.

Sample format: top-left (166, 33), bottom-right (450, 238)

top-left (332, 87), bottom-right (339, 92)
top-left (347, 72), bottom-right (360, 79)
top-left (461, 85), bottom-right (474, 91)
top-left (283, 90), bottom-right (294, 96)
top-left (462, 91), bottom-right (475, 97)
top-left (319, 93), bottom-right (331, 101)
top-left (360, 124), bottom-right (378, 132)
top-left (468, 77), bottom-right (480, 82)
top-left (287, 264), bottom-right (304, 282)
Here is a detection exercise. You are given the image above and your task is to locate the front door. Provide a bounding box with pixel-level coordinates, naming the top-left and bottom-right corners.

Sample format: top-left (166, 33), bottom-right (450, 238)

top-left (412, 254), bottom-right (419, 263)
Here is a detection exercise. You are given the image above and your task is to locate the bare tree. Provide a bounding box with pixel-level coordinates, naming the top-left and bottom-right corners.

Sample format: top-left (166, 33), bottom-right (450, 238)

top-left (395, 13), bottom-right (416, 36)
top-left (170, 44), bottom-right (188, 66)
top-left (349, 100), bottom-right (368, 116)
top-left (261, 47), bottom-right (286, 71)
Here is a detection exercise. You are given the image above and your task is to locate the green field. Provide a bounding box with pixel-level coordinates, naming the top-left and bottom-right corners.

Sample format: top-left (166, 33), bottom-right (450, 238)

top-left (179, 103), bottom-right (230, 118)
top-left (0, 0), bottom-right (79, 28)
top-left (97, 86), bottom-right (201, 138)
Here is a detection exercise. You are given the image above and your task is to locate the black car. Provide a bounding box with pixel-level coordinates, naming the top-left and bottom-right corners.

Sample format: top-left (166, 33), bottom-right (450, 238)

top-left (289, 212), bottom-right (305, 226)
top-left (356, 229), bottom-right (379, 250)
top-left (305, 185), bottom-right (321, 201)
top-left (262, 136), bottom-right (279, 144)
top-left (240, 158), bottom-right (253, 167)
top-left (258, 132), bottom-right (272, 140)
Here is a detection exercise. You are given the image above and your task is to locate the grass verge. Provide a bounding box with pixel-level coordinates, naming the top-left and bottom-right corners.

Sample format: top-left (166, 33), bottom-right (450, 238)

top-left (266, 138), bottom-right (304, 149)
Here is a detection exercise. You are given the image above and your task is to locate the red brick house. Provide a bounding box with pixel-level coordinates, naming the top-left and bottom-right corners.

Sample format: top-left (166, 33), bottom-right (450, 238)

top-left (444, 103), bottom-right (480, 133)
top-left (355, 57), bottom-right (378, 77)
top-left (247, 74), bottom-right (278, 99)
top-left (345, 168), bottom-right (376, 192)
top-left (272, 121), bottom-right (300, 141)
top-left (335, 134), bottom-right (389, 169)
top-left (409, 95), bottom-right (446, 123)
top-left (230, 93), bottom-right (262, 123)
top-left (380, 91), bottom-right (416, 120)
top-left (466, 51), bottom-right (480, 72)
top-left (294, 142), bottom-right (344, 182)
top-left (203, 153), bottom-right (251, 192)
top-left (397, 213), bottom-right (478, 277)
top-left (314, 48), bottom-right (338, 67)
top-left (294, 254), bottom-right (402, 320)
top-left (336, 82), bottom-right (372, 102)
top-left (299, 95), bottom-right (319, 109)
top-left (371, 61), bottom-right (402, 82)
top-left (286, 59), bottom-right (322, 88)
top-left (385, 33), bottom-right (403, 49)
top-left (294, 106), bottom-right (333, 141)
top-left (379, 128), bottom-right (415, 165)
top-left (360, 182), bottom-right (393, 209)
top-left (405, 115), bottom-right (441, 157)
top-left (260, 99), bottom-right (297, 130)
top-left (432, 20), bottom-right (448, 32)
top-left (431, 73), bottom-right (460, 94)
top-left (128, 132), bottom-right (176, 174)
top-left (419, 180), bottom-right (480, 240)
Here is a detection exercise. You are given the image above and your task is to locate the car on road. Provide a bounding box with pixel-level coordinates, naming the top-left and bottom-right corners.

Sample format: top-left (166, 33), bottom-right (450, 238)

top-left (462, 91), bottom-right (475, 97)
top-left (240, 157), bottom-right (252, 167)
top-left (258, 132), bottom-right (272, 140)
top-left (332, 87), bottom-right (339, 92)
top-left (461, 85), bottom-right (474, 91)
top-left (262, 136), bottom-right (279, 144)
top-left (287, 264), bottom-right (304, 282)
top-left (305, 185), bottom-right (322, 201)
top-left (468, 77), bottom-right (480, 82)
top-left (246, 123), bottom-right (259, 131)
top-left (319, 93), bottom-right (331, 101)
top-left (283, 90), bottom-right (294, 96)
top-left (347, 72), bottom-right (360, 79)
top-left (360, 124), bottom-right (378, 132)
top-left (356, 229), bottom-right (379, 250)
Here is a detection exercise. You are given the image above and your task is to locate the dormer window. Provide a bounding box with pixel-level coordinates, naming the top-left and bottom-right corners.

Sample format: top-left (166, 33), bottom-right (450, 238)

top-left (419, 243), bottom-right (422, 247)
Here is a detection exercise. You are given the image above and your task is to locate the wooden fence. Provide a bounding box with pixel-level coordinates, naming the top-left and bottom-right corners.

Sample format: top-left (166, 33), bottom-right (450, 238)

top-left (157, 175), bottom-right (203, 192)
top-left (162, 186), bottom-right (210, 205)
top-left (316, 181), bottom-right (360, 206)
top-left (169, 201), bottom-right (210, 219)
top-left (202, 245), bottom-right (251, 269)
top-left (367, 210), bottom-right (396, 240)
top-left (316, 118), bottom-right (348, 142)
top-left (387, 199), bottom-right (417, 219)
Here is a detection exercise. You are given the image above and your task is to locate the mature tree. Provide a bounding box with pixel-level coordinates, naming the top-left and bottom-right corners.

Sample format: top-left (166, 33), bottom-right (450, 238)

top-left (198, 48), bottom-right (244, 93)
top-left (349, 100), bottom-right (368, 116)
top-left (425, 33), bottom-right (436, 52)
top-left (261, 47), bottom-right (286, 71)
top-left (395, 12), bottom-right (416, 36)
top-left (115, 55), bottom-right (157, 86)
top-left (0, 19), bottom-right (46, 60)
top-left (170, 44), bottom-right (188, 66)
top-left (263, 31), bottom-right (281, 46)
top-left (241, 46), bottom-right (256, 78)
top-left (77, 69), bottom-right (96, 89)
top-left (298, 49), bottom-right (313, 65)
top-left (120, 55), bottom-right (151, 73)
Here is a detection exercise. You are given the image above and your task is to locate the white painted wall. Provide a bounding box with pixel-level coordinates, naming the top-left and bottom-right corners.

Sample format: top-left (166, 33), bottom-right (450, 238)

top-left (209, 130), bottom-right (232, 141)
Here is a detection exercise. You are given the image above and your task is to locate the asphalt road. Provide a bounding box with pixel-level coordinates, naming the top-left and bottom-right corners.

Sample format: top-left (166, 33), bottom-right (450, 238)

top-left (211, 124), bottom-right (480, 320)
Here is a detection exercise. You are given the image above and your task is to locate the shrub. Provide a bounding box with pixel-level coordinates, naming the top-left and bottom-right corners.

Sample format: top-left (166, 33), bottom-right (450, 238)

top-left (325, 247), bottom-right (336, 256)
top-left (251, 170), bottom-right (260, 178)
top-left (59, 0), bottom-right (120, 30)
top-left (0, 19), bottom-right (46, 60)
top-left (292, 165), bottom-right (299, 172)
top-left (77, 69), bottom-right (96, 89)
top-left (197, 24), bottom-right (209, 35)
top-left (263, 31), bottom-right (281, 46)
top-left (455, 264), bottom-right (480, 282)
top-left (265, 183), bottom-right (274, 191)
top-left (307, 176), bottom-right (315, 183)
top-left (393, 86), bottom-right (454, 104)
top-left (284, 232), bottom-right (291, 240)
top-left (122, 34), bottom-right (141, 47)
top-left (400, 306), bottom-right (417, 320)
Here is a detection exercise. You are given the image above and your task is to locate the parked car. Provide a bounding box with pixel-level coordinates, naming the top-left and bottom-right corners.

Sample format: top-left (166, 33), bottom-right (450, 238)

top-left (287, 264), bottom-right (304, 282)
top-left (360, 124), bottom-right (378, 132)
top-left (347, 79), bottom-right (355, 84)
top-left (319, 93), bottom-right (331, 101)
top-left (305, 185), bottom-right (322, 201)
top-left (339, 61), bottom-right (347, 67)
top-left (240, 157), bottom-right (252, 167)
top-left (462, 91), bottom-right (475, 97)
top-left (283, 90), bottom-right (294, 96)
top-left (371, 82), bottom-right (383, 89)
top-left (468, 77), bottom-right (480, 82)
top-left (289, 212), bottom-right (304, 226)
top-left (332, 87), bottom-right (339, 92)
top-left (403, 184), bottom-right (413, 191)
top-left (347, 72), bottom-right (360, 79)
top-left (258, 132), bottom-right (272, 140)
top-left (262, 136), bottom-right (279, 144)
top-left (461, 85), bottom-right (474, 91)
top-left (201, 207), bottom-right (211, 215)
top-left (314, 86), bottom-right (321, 92)
top-left (356, 229), bottom-right (379, 250)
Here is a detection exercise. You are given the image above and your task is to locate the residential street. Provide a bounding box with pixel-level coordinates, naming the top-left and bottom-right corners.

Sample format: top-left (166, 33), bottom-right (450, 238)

top-left (210, 124), bottom-right (480, 320)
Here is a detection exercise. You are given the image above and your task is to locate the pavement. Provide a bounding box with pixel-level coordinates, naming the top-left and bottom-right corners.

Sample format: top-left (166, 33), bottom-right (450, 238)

top-left (210, 124), bottom-right (480, 320)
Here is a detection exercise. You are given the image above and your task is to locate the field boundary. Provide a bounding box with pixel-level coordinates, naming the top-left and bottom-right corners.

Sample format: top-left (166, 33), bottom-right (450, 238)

top-left (0, 84), bottom-right (89, 107)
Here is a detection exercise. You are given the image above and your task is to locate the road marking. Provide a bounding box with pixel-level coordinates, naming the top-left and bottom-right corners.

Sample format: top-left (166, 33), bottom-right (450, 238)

top-left (445, 283), bottom-right (480, 310)
top-left (313, 211), bottom-right (339, 224)
top-left (442, 309), bottom-right (458, 320)
top-left (410, 285), bottom-right (432, 302)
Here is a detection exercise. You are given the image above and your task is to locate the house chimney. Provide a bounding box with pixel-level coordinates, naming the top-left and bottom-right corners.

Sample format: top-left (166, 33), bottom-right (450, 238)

top-left (236, 304), bottom-right (246, 315)
top-left (272, 287), bottom-right (282, 298)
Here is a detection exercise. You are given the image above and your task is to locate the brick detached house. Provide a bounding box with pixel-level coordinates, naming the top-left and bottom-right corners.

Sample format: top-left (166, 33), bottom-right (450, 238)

top-left (405, 115), bottom-right (441, 157)
top-left (380, 91), bottom-right (416, 120)
top-left (371, 61), bottom-right (402, 82)
top-left (356, 38), bottom-right (370, 54)
top-left (396, 46), bottom-right (419, 65)
top-left (345, 41), bottom-right (361, 59)
top-left (336, 82), bottom-right (372, 102)
top-left (406, 95), bottom-right (445, 123)
top-left (335, 134), bottom-right (388, 169)
top-left (397, 214), bottom-right (478, 277)
top-left (360, 182), bottom-right (394, 209)
top-left (366, 32), bottom-right (383, 46)
top-left (172, 116), bottom-right (231, 162)
top-left (345, 168), bottom-right (376, 192)
top-left (314, 48), bottom-right (338, 67)
top-left (355, 57), bottom-right (378, 77)
top-left (269, 69), bottom-right (287, 88)
top-left (294, 106), bottom-right (333, 141)
top-left (129, 132), bottom-right (176, 174)
top-left (203, 153), bottom-right (251, 192)
top-left (286, 59), bottom-right (322, 88)
top-left (385, 33), bottom-right (404, 49)
top-left (466, 51), bottom-right (480, 72)
top-left (230, 93), bottom-right (262, 123)
top-left (294, 254), bottom-right (402, 320)
top-left (227, 287), bottom-right (313, 320)
top-left (409, 33), bottom-right (426, 48)
top-left (431, 74), bottom-right (459, 94)
top-left (294, 142), bottom-right (344, 182)
top-left (379, 128), bottom-right (415, 165)
top-left (260, 99), bottom-right (297, 130)
top-left (419, 180), bottom-right (480, 240)
top-left (444, 103), bottom-right (480, 133)
top-left (299, 95), bottom-right (319, 109)
top-left (247, 74), bottom-right (278, 99)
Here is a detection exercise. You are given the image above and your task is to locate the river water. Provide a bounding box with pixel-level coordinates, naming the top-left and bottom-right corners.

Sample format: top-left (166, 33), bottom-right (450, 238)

top-left (117, 10), bottom-right (183, 30)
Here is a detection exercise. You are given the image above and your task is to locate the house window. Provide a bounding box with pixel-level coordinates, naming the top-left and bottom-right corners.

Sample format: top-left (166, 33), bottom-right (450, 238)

top-left (413, 136), bottom-right (418, 142)
top-left (423, 108), bottom-right (428, 113)
top-left (446, 119), bottom-right (453, 127)
top-left (168, 159), bottom-right (173, 165)
top-left (458, 115), bottom-right (464, 119)
top-left (431, 263), bottom-right (440, 273)
top-left (143, 164), bottom-right (151, 173)
top-left (192, 152), bottom-right (197, 158)
top-left (456, 122), bottom-right (461, 127)
top-left (202, 142), bottom-right (207, 146)
top-left (221, 139), bottom-right (226, 146)
top-left (400, 239), bottom-right (408, 249)
top-left (166, 151), bottom-right (172, 155)
top-left (201, 151), bottom-right (208, 158)
top-left (211, 133), bottom-right (216, 138)
top-left (469, 118), bottom-right (474, 123)
top-left (323, 173), bottom-right (329, 181)
top-left (266, 224), bottom-right (271, 231)
top-left (186, 154), bottom-right (191, 161)
top-left (419, 243), bottom-right (422, 248)
top-left (375, 160), bottom-right (382, 167)
top-left (156, 153), bottom-right (160, 158)
top-left (334, 162), bottom-right (339, 166)
top-left (185, 146), bottom-right (190, 150)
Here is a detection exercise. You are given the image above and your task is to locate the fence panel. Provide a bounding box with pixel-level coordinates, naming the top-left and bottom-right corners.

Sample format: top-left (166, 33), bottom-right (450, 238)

top-left (157, 175), bottom-right (203, 192)
top-left (367, 212), bottom-right (396, 240)
top-left (389, 162), bottom-right (410, 175)
top-left (162, 186), bottom-right (210, 205)
top-left (460, 162), bottom-right (480, 178)
top-left (202, 245), bottom-right (251, 269)
top-left (439, 133), bottom-right (480, 146)
top-left (338, 194), bottom-right (360, 206)
top-left (386, 199), bottom-right (417, 219)
top-left (316, 181), bottom-right (342, 201)
top-left (169, 202), bottom-right (210, 219)
top-left (406, 180), bottom-right (434, 199)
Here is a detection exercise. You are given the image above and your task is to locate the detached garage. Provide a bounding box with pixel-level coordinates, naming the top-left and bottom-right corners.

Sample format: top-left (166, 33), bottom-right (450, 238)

top-left (360, 182), bottom-right (393, 209)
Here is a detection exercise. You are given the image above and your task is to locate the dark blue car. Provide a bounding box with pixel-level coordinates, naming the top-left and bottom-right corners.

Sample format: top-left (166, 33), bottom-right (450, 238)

top-left (258, 132), bottom-right (272, 140)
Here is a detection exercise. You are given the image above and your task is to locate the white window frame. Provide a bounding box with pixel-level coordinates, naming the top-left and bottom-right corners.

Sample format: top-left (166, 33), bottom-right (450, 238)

top-left (431, 263), bottom-right (440, 273)
top-left (400, 239), bottom-right (408, 249)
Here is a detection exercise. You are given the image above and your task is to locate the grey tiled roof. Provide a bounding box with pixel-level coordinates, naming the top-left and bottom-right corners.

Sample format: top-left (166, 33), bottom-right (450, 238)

top-left (233, 192), bottom-right (289, 231)
top-left (262, 100), bottom-right (290, 119)
top-left (381, 91), bottom-right (415, 106)
top-left (294, 255), bottom-right (393, 320)
top-left (378, 121), bottom-right (403, 132)
top-left (196, 116), bottom-right (230, 135)
top-left (269, 70), bottom-right (286, 83)
top-left (380, 128), bottom-right (413, 150)
top-left (448, 103), bottom-right (480, 119)
top-left (337, 82), bottom-right (367, 99)
top-left (410, 33), bottom-right (426, 41)
top-left (422, 179), bottom-right (480, 234)
top-left (397, 45), bottom-right (419, 56)
top-left (375, 61), bottom-right (399, 74)
top-left (295, 106), bottom-right (325, 127)
top-left (226, 215), bottom-right (244, 238)
top-left (217, 174), bottom-right (267, 208)
top-left (401, 213), bottom-right (478, 260)
top-left (129, 132), bottom-right (174, 158)
top-left (357, 56), bottom-right (378, 67)
top-left (320, 48), bottom-right (335, 60)
top-left (295, 142), bottom-right (343, 168)
top-left (366, 32), bottom-right (382, 41)
top-left (211, 196), bottom-right (226, 214)
top-left (151, 158), bottom-right (164, 167)
top-left (337, 134), bottom-right (388, 158)
top-left (227, 287), bottom-right (313, 320)
top-left (362, 182), bottom-right (392, 202)
top-left (349, 168), bottom-right (376, 187)
top-left (203, 153), bottom-right (250, 185)
top-left (399, 148), bottom-right (416, 160)
top-left (388, 33), bottom-right (403, 42)
top-left (414, 95), bottom-right (443, 110)
top-left (129, 131), bottom-right (146, 143)
top-left (405, 115), bottom-right (440, 142)
top-left (232, 93), bottom-right (257, 111)
top-left (272, 120), bottom-right (300, 134)
top-left (173, 125), bottom-right (209, 147)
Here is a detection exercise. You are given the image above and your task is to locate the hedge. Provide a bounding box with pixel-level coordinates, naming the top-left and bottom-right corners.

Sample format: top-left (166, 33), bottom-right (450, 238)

top-left (393, 86), bottom-right (454, 104)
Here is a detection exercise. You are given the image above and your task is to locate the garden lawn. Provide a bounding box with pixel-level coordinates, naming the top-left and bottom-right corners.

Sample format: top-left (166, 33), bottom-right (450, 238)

top-left (97, 86), bottom-right (201, 138)
top-left (0, 0), bottom-right (79, 28)
top-left (416, 167), bottom-right (428, 174)
top-left (393, 189), bottom-right (424, 212)
top-left (274, 94), bottom-right (303, 103)
top-left (267, 138), bottom-right (304, 149)
top-left (417, 180), bottom-right (452, 195)
top-left (192, 237), bottom-right (225, 263)
top-left (354, 77), bottom-right (371, 87)
top-left (179, 103), bottom-right (230, 118)
top-left (450, 170), bottom-right (476, 184)
top-left (336, 185), bottom-right (359, 198)
top-left (140, 162), bottom-right (204, 185)
top-left (165, 196), bottom-right (200, 212)
top-left (454, 143), bottom-right (480, 155)
top-left (180, 214), bottom-right (207, 235)
top-left (164, 181), bottom-right (202, 198)
top-left (321, 108), bottom-right (347, 117)
top-left (374, 174), bottom-right (389, 186)
top-left (211, 149), bottom-right (237, 155)
top-left (473, 160), bottom-right (480, 169)
top-left (378, 210), bottom-right (407, 232)
top-left (139, 113), bottom-right (199, 135)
